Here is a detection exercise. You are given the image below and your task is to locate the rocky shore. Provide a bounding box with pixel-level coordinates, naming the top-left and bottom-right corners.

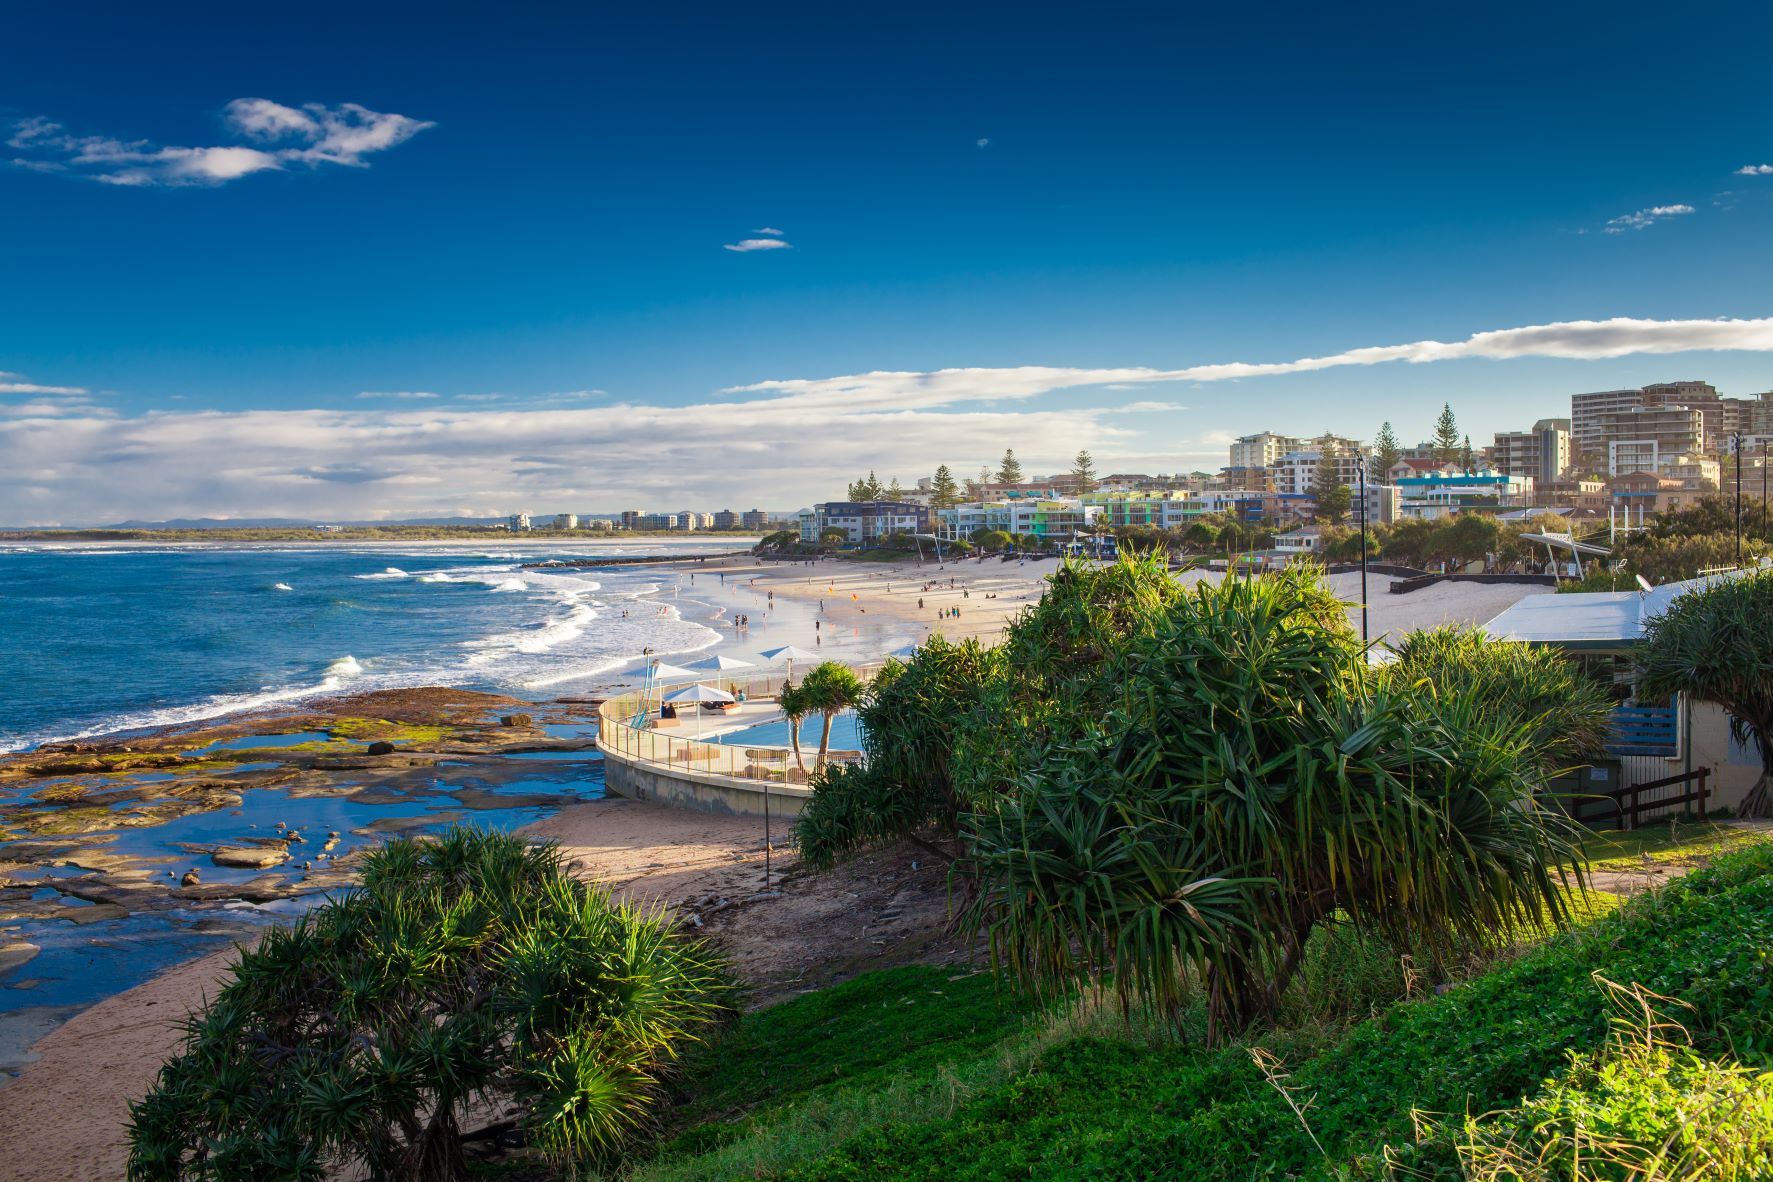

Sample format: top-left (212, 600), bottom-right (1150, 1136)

top-left (0, 686), bottom-right (612, 1077)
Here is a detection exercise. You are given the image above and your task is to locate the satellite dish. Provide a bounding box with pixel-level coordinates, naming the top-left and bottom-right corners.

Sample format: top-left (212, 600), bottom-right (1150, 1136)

top-left (1635, 574), bottom-right (1654, 594)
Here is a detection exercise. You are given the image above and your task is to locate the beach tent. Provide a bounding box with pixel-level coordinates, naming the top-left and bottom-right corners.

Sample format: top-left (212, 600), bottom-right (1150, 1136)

top-left (661, 683), bottom-right (736, 739)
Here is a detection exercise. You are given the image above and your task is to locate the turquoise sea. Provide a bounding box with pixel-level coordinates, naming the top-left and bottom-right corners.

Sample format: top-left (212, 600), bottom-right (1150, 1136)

top-left (0, 540), bottom-right (745, 751)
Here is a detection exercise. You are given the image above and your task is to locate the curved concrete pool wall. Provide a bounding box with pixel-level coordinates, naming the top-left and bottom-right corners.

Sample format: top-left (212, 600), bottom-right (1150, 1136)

top-left (598, 739), bottom-right (815, 818)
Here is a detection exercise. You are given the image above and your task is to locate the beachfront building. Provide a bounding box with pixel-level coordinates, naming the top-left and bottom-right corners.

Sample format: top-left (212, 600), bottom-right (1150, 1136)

top-left (552, 513), bottom-right (578, 530)
top-left (803, 500), bottom-right (932, 545)
top-left (1079, 490), bottom-right (1205, 530)
top-left (1395, 470), bottom-right (1533, 519)
top-left (934, 498), bottom-right (1100, 544)
top-left (741, 509), bottom-right (769, 530)
top-left (507, 512), bottom-right (531, 532)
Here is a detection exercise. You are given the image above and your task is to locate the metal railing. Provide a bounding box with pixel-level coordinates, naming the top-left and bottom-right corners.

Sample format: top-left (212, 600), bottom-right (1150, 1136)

top-left (596, 662), bottom-right (884, 786)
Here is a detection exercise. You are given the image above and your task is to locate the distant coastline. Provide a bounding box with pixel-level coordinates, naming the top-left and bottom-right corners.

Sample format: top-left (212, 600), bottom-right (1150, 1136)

top-left (1, 526), bottom-right (764, 543)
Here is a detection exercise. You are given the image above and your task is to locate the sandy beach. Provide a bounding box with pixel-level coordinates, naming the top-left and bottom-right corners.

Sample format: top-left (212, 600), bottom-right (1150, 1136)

top-left (0, 552), bottom-right (1551, 1179)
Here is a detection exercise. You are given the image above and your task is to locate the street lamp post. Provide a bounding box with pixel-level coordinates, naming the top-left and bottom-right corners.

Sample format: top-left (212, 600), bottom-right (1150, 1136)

top-left (1734, 431), bottom-right (1744, 565)
top-left (1356, 453), bottom-right (1369, 646)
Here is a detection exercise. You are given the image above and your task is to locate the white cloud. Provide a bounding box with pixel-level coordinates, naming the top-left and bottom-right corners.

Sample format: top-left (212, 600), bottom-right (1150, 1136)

top-left (356, 390), bottom-right (439, 400)
top-left (0, 376), bottom-right (88, 395)
top-left (8, 99), bottom-right (432, 187)
top-left (1603, 203), bottom-right (1695, 233)
top-left (1101, 400), bottom-right (1189, 413)
top-left (753, 226), bottom-right (784, 236)
top-left (1735, 164), bottom-right (1773, 176)
top-left (724, 238), bottom-right (792, 252)
top-left (11, 315), bottom-right (1773, 523)
top-left (976, 137), bottom-right (990, 148)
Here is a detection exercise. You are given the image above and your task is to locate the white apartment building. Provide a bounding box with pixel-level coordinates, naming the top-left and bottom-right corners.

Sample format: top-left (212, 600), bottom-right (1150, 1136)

top-left (1274, 448), bottom-right (1371, 497)
top-left (1228, 432), bottom-right (1302, 470)
top-left (507, 512), bottom-right (531, 532)
top-left (553, 513), bottom-right (578, 530)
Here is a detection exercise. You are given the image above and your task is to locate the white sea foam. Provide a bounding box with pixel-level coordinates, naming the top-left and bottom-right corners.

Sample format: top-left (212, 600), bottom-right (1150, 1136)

top-left (490, 578), bottom-right (528, 592)
top-left (326, 655), bottom-right (365, 677)
top-left (352, 567), bottom-right (409, 580)
top-left (273, 582), bottom-right (294, 591)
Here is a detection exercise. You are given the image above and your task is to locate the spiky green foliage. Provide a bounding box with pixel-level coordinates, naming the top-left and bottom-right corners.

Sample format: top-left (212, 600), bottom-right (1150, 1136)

top-left (795, 559), bottom-right (1597, 1042)
top-left (949, 552), bottom-right (1189, 806)
top-left (1638, 568), bottom-right (1773, 816)
top-left (799, 661), bottom-right (865, 771)
top-left (795, 636), bottom-right (1003, 868)
top-left (127, 828), bottom-right (730, 1182)
top-left (962, 568), bottom-right (1588, 1040)
top-left (1383, 624), bottom-right (1613, 774)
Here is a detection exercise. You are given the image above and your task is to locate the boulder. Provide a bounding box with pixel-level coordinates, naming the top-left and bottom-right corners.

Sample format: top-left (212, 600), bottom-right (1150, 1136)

top-left (500, 713), bottom-right (535, 728)
top-left (365, 741), bottom-right (397, 756)
top-left (211, 847), bottom-right (290, 869)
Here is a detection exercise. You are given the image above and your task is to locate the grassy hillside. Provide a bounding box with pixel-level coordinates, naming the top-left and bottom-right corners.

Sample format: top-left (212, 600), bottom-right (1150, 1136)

top-left (631, 837), bottom-right (1773, 1181)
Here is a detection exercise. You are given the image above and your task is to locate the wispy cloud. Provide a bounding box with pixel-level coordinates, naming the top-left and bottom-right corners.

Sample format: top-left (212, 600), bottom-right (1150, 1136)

top-left (356, 390), bottom-right (438, 400)
top-left (1604, 203), bottom-right (1695, 233)
top-left (753, 226), bottom-right (784, 236)
top-left (12, 316), bottom-right (1773, 523)
top-left (0, 376), bottom-right (87, 395)
top-left (976, 137), bottom-right (990, 148)
top-left (8, 99), bottom-right (432, 187)
top-left (724, 237), bottom-right (792, 252)
top-left (1101, 400), bottom-right (1189, 414)
top-left (1735, 164), bottom-right (1773, 176)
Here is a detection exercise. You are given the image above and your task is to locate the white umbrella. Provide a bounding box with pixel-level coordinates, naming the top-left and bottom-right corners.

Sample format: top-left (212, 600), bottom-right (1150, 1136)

top-left (661, 683), bottom-right (736, 739)
top-left (647, 662), bottom-right (700, 680)
top-left (758, 645), bottom-right (818, 662)
top-left (661, 683), bottom-right (736, 703)
top-left (688, 654), bottom-right (756, 672)
top-left (758, 643), bottom-right (820, 687)
top-left (884, 643), bottom-right (920, 659)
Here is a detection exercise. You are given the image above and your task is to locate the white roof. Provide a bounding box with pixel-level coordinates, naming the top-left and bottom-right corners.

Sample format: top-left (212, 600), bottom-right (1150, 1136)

top-left (1483, 564), bottom-right (1766, 650)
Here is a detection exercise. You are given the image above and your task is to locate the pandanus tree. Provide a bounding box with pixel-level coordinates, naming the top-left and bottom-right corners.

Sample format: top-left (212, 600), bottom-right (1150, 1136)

top-left (127, 828), bottom-right (729, 1182)
top-left (800, 661), bottom-right (865, 771)
top-left (1637, 568), bottom-right (1773, 816)
top-left (960, 566), bottom-right (1596, 1042)
top-left (777, 680), bottom-right (810, 777)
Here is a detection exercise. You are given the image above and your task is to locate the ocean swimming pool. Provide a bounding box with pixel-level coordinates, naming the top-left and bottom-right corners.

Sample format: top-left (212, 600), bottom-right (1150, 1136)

top-left (713, 711), bottom-right (863, 750)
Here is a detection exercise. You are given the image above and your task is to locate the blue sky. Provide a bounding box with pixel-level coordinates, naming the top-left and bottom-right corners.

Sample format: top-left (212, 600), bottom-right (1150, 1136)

top-left (5, 1), bottom-right (1773, 523)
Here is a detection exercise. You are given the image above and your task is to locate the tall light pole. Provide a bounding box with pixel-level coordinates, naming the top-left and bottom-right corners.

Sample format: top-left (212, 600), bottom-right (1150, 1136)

top-left (1356, 453), bottom-right (1370, 646)
top-left (1733, 431), bottom-right (1744, 564)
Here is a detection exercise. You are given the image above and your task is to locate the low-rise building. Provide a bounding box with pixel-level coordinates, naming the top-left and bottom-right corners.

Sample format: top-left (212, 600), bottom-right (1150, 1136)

top-left (507, 512), bottom-right (531, 532)
top-left (741, 509), bottom-right (770, 530)
top-left (804, 501), bottom-right (932, 545)
top-left (552, 513), bottom-right (578, 530)
top-left (1395, 470), bottom-right (1533, 519)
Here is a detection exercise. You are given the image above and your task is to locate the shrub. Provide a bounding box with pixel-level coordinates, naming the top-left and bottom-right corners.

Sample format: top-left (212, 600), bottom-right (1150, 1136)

top-left (963, 569), bottom-right (1588, 1040)
top-left (1383, 624), bottom-right (1613, 774)
top-left (126, 827), bottom-right (730, 1182)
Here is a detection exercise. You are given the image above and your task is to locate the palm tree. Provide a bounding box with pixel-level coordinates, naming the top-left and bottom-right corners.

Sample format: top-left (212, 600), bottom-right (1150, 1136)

top-left (802, 662), bottom-right (865, 771)
top-left (1637, 568), bottom-right (1773, 816)
top-left (778, 680), bottom-right (809, 777)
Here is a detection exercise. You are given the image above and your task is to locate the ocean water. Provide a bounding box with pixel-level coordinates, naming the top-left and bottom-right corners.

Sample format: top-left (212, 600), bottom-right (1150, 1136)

top-left (0, 541), bottom-right (744, 751)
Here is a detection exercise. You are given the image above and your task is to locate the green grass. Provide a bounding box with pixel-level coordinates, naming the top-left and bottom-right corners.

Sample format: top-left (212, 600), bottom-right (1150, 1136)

top-left (633, 839), bottom-right (1773, 1182)
top-left (1580, 819), bottom-right (1765, 872)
